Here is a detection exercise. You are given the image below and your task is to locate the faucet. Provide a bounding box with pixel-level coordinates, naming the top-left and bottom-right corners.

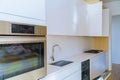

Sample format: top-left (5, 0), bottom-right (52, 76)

top-left (51, 44), bottom-right (61, 62)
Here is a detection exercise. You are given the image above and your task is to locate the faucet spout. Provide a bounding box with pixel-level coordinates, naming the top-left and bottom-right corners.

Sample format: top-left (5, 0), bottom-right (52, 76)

top-left (51, 44), bottom-right (61, 62)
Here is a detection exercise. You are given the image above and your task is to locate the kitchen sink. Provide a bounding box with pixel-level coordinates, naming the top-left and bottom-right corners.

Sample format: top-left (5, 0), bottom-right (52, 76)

top-left (50, 60), bottom-right (73, 67)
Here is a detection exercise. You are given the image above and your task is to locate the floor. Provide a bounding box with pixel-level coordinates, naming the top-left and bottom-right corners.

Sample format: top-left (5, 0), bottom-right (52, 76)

top-left (107, 75), bottom-right (112, 80)
top-left (107, 64), bottom-right (120, 80)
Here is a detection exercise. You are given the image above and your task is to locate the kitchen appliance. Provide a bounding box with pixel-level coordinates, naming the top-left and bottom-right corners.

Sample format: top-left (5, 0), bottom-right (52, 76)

top-left (84, 49), bottom-right (103, 54)
top-left (81, 59), bottom-right (90, 80)
top-left (0, 21), bottom-right (46, 36)
top-left (0, 22), bottom-right (46, 80)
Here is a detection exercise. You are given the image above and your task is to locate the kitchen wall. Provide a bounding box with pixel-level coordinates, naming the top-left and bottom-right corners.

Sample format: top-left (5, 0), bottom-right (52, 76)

top-left (112, 15), bottom-right (120, 64)
top-left (47, 36), bottom-right (93, 63)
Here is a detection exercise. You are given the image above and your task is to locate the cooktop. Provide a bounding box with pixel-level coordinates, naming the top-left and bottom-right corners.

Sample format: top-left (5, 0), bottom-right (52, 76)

top-left (84, 49), bottom-right (103, 54)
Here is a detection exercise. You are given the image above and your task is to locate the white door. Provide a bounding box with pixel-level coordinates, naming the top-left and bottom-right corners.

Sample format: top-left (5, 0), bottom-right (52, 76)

top-left (46, 0), bottom-right (77, 35)
top-left (87, 1), bottom-right (102, 36)
top-left (77, 1), bottom-right (102, 36)
top-left (102, 9), bottom-right (110, 36)
top-left (90, 53), bottom-right (106, 79)
top-left (76, 0), bottom-right (89, 36)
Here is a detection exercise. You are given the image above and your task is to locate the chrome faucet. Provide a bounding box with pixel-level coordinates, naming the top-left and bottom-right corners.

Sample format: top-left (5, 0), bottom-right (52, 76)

top-left (51, 44), bottom-right (61, 61)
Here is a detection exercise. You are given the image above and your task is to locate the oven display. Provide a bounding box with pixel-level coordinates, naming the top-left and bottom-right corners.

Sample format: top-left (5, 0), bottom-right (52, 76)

top-left (12, 24), bottom-right (34, 34)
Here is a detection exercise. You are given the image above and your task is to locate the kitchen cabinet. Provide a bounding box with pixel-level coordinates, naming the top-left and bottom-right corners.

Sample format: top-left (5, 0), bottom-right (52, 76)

top-left (76, 0), bottom-right (88, 36)
top-left (46, 0), bottom-right (78, 35)
top-left (40, 53), bottom-right (106, 80)
top-left (47, 0), bottom-right (109, 36)
top-left (78, 1), bottom-right (110, 36)
top-left (87, 1), bottom-right (102, 36)
top-left (0, 0), bottom-right (46, 25)
top-left (78, 1), bottom-right (103, 36)
top-left (40, 64), bottom-right (81, 80)
top-left (90, 53), bottom-right (106, 79)
top-left (102, 9), bottom-right (110, 36)
top-left (63, 71), bottom-right (81, 80)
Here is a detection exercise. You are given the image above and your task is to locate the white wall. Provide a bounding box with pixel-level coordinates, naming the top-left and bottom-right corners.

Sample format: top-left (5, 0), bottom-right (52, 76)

top-left (47, 36), bottom-right (92, 63)
top-left (112, 15), bottom-right (120, 64)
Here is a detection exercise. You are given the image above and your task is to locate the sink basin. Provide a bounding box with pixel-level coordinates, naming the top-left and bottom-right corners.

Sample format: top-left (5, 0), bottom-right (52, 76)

top-left (50, 60), bottom-right (73, 67)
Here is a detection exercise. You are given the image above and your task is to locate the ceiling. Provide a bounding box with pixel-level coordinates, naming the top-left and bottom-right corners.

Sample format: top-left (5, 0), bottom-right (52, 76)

top-left (102, 0), bottom-right (120, 3)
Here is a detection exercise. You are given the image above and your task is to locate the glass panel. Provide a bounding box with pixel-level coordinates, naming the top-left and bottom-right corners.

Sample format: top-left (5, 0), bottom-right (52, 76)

top-left (0, 42), bottom-right (44, 79)
top-left (12, 24), bottom-right (34, 34)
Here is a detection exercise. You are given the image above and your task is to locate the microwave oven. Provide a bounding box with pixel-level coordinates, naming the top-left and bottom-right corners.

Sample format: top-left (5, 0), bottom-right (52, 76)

top-left (0, 21), bottom-right (46, 36)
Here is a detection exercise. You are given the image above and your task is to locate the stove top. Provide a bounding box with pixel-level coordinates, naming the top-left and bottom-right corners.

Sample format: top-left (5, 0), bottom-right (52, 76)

top-left (84, 49), bottom-right (103, 54)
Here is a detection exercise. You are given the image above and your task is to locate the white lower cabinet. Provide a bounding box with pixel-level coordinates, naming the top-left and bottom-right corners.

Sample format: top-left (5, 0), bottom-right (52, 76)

top-left (40, 64), bottom-right (81, 80)
top-left (41, 53), bottom-right (106, 80)
top-left (63, 71), bottom-right (81, 80)
top-left (90, 53), bottom-right (106, 79)
top-left (102, 9), bottom-right (110, 36)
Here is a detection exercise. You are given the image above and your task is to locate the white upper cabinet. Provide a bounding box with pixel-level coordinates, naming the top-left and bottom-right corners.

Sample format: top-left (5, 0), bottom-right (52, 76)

top-left (87, 2), bottom-right (102, 36)
top-left (77, 1), bottom-right (103, 36)
top-left (46, 0), bottom-right (77, 35)
top-left (0, 0), bottom-right (46, 25)
top-left (78, 1), bottom-right (110, 36)
top-left (102, 9), bottom-right (110, 36)
top-left (47, 0), bottom-right (109, 36)
top-left (76, 0), bottom-right (88, 36)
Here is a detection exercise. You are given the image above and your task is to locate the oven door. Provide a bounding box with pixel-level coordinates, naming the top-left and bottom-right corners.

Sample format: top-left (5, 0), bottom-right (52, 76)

top-left (0, 36), bottom-right (46, 80)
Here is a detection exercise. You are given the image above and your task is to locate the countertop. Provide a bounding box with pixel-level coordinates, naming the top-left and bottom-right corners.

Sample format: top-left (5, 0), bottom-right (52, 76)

top-left (41, 52), bottom-right (105, 80)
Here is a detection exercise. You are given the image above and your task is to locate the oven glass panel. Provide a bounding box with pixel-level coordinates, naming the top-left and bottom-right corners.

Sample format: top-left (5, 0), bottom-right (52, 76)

top-left (12, 24), bottom-right (34, 34)
top-left (0, 42), bottom-right (44, 79)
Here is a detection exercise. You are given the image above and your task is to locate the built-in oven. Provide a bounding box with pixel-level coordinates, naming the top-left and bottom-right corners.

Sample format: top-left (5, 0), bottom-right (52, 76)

top-left (0, 21), bottom-right (46, 80)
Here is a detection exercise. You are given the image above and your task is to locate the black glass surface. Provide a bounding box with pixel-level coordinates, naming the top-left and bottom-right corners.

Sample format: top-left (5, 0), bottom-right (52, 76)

top-left (84, 49), bottom-right (103, 53)
top-left (82, 60), bottom-right (90, 80)
top-left (50, 60), bottom-right (73, 67)
top-left (12, 24), bottom-right (34, 34)
top-left (0, 42), bottom-right (44, 79)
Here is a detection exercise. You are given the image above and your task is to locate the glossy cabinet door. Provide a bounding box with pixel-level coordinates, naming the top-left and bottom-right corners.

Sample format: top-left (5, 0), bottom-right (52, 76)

top-left (47, 0), bottom-right (109, 36)
top-left (63, 71), bottom-right (81, 80)
top-left (87, 1), bottom-right (102, 36)
top-left (46, 0), bottom-right (77, 35)
top-left (0, 0), bottom-right (46, 25)
top-left (102, 9), bottom-right (110, 36)
top-left (78, 1), bottom-right (110, 36)
top-left (76, 0), bottom-right (88, 36)
top-left (78, 1), bottom-right (103, 36)
top-left (90, 53), bottom-right (106, 79)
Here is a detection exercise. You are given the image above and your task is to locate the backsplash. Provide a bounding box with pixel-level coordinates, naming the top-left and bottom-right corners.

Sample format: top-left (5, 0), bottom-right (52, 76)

top-left (47, 36), bottom-right (93, 63)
